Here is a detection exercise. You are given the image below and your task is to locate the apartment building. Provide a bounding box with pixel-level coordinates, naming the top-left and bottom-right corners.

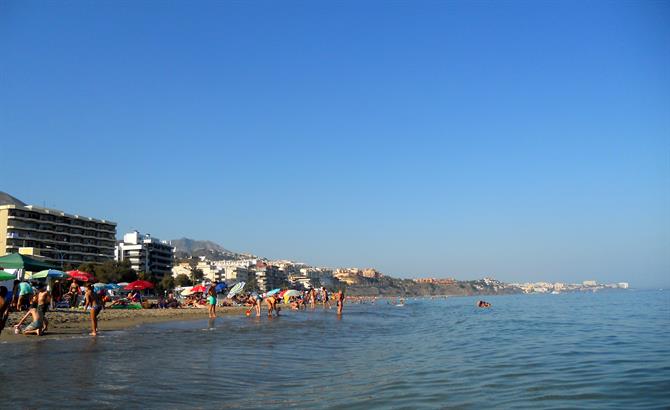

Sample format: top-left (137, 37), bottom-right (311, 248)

top-left (115, 231), bottom-right (174, 278)
top-left (0, 193), bottom-right (117, 267)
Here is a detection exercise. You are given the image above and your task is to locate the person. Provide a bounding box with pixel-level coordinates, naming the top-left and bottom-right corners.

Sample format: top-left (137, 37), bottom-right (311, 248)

top-left (207, 283), bottom-right (217, 318)
top-left (0, 286), bottom-right (9, 336)
top-left (128, 290), bottom-right (141, 303)
top-left (321, 287), bottom-right (331, 309)
top-left (265, 295), bottom-right (280, 317)
top-left (477, 300), bottom-right (491, 308)
top-left (336, 289), bottom-right (345, 315)
top-left (10, 280), bottom-right (20, 311)
top-left (36, 284), bottom-right (51, 334)
top-left (68, 280), bottom-right (80, 308)
top-left (17, 280), bottom-right (33, 311)
top-left (14, 306), bottom-right (43, 336)
top-left (247, 293), bottom-right (262, 317)
top-left (309, 288), bottom-right (317, 309)
top-left (84, 284), bottom-right (103, 336)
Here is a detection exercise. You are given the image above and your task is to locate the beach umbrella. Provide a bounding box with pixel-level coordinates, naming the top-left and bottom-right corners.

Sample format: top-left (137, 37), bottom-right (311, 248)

top-left (117, 282), bottom-right (129, 287)
top-left (32, 269), bottom-right (69, 279)
top-left (67, 270), bottom-right (94, 282)
top-left (124, 280), bottom-right (154, 291)
top-left (191, 285), bottom-right (207, 293)
top-left (0, 271), bottom-right (15, 281)
top-left (266, 288), bottom-right (281, 296)
top-left (106, 283), bottom-right (121, 289)
top-left (226, 282), bottom-right (245, 298)
top-left (180, 286), bottom-right (194, 295)
top-left (214, 283), bottom-right (227, 293)
top-left (283, 289), bottom-right (301, 298)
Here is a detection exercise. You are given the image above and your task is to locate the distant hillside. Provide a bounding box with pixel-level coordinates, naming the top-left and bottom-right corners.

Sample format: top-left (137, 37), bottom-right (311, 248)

top-left (170, 238), bottom-right (249, 260)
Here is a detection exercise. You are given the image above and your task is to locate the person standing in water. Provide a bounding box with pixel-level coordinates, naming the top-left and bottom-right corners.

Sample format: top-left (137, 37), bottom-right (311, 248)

top-left (336, 289), bottom-right (345, 315)
top-left (36, 284), bottom-right (51, 334)
top-left (321, 287), bottom-right (331, 309)
top-left (207, 283), bottom-right (217, 318)
top-left (84, 284), bottom-right (102, 336)
top-left (265, 294), bottom-right (280, 317)
top-left (309, 288), bottom-right (317, 309)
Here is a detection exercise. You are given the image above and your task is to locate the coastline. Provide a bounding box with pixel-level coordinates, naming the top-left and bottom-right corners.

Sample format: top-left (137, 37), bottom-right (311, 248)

top-left (1, 306), bottom-right (247, 344)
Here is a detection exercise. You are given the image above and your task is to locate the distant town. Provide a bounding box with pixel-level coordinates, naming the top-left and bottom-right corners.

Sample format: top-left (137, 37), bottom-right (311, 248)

top-left (0, 192), bottom-right (629, 296)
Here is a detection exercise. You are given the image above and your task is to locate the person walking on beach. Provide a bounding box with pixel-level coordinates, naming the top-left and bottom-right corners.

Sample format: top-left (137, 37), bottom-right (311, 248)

top-left (0, 286), bottom-right (9, 336)
top-left (84, 284), bottom-right (103, 336)
top-left (336, 289), bottom-right (345, 315)
top-left (37, 284), bottom-right (51, 334)
top-left (207, 283), bottom-right (217, 318)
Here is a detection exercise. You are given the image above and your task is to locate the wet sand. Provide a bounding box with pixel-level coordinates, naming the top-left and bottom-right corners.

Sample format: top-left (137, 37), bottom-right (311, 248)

top-left (1, 306), bottom-right (248, 343)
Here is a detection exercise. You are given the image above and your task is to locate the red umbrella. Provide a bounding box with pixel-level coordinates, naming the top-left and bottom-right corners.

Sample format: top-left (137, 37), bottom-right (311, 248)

top-left (279, 289), bottom-right (288, 298)
top-left (67, 270), bottom-right (94, 282)
top-left (124, 280), bottom-right (154, 291)
top-left (191, 285), bottom-right (207, 293)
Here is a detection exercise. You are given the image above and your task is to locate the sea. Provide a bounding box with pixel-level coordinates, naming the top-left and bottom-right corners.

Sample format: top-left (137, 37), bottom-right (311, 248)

top-left (1, 290), bottom-right (669, 409)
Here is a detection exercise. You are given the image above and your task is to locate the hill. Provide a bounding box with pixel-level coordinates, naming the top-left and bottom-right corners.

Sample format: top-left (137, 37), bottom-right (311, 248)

top-left (170, 238), bottom-right (249, 260)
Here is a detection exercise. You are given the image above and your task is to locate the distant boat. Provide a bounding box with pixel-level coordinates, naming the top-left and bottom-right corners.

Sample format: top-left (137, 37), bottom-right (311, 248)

top-left (551, 291), bottom-right (560, 295)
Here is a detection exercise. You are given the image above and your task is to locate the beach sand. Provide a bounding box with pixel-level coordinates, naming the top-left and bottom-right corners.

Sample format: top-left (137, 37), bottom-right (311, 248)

top-left (1, 306), bottom-right (248, 343)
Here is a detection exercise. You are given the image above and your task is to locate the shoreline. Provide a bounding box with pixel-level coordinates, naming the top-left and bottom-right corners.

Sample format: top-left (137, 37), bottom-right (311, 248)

top-left (1, 306), bottom-right (248, 344)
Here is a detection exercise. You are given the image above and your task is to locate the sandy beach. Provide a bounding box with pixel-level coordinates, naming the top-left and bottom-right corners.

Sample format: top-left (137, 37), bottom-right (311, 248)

top-left (1, 306), bottom-right (248, 343)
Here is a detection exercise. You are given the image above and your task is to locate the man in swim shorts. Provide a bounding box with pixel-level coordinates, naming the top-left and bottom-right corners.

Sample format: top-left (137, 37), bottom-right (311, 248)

top-left (36, 284), bottom-right (51, 333)
top-left (336, 289), bottom-right (345, 315)
top-left (14, 306), bottom-right (44, 336)
top-left (207, 283), bottom-right (217, 318)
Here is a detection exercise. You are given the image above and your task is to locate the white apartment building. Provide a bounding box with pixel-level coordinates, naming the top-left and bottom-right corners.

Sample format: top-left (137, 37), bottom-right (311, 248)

top-left (115, 231), bottom-right (174, 278)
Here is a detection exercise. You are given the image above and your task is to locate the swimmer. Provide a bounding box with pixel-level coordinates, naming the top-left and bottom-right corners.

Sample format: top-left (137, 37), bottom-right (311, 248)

top-left (477, 300), bottom-right (491, 308)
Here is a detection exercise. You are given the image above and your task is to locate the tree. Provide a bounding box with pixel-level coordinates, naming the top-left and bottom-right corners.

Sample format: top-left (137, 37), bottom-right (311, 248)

top-left (174, 274), bottom-right (192, 287)
top-left (159, 275), bottom-right (175, 293)
top-left (244, 275), bottom-right (258, 292)
top-left (190, 267), bottom-right (204, 284)
top-left (84, 260), bottom-right (137, 283)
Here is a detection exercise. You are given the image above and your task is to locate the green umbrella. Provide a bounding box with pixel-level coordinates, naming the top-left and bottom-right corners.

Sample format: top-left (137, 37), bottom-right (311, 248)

top-left (0, 271), bottom-right (15, 281)
top-left (0, 253), bottom-right (58, 271)
top-left (32, 269), bottom-right (69, 279)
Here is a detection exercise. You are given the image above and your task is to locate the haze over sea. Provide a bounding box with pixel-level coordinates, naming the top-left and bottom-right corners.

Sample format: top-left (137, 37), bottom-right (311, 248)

top-left (2, 291), bottom-right (668, 409)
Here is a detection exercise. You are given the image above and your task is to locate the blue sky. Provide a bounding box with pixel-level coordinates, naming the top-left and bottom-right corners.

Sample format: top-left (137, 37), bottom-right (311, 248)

top-left (1, 1), bottom-right (668, 287)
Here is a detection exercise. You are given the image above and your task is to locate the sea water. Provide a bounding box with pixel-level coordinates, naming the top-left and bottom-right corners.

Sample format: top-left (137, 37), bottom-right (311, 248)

top-left (1, 290), bottom-right (668, 409)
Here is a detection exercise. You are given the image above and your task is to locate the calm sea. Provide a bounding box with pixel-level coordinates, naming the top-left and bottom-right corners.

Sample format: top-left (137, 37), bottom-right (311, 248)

top-left (1, 290), bottom-right (669, 409)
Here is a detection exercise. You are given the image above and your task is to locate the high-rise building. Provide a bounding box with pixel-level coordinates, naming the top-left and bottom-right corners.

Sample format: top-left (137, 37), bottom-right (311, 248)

top-left (115, 231), bottom-right (174, 278)
top-left (0, 192), bottom-right (117, 267)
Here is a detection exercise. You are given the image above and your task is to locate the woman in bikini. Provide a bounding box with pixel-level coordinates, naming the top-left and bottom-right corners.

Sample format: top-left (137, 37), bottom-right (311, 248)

top-left (84, 284), bottom-right (103, 336)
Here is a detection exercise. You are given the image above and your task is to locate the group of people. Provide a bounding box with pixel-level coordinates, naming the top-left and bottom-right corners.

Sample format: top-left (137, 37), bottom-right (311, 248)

top-left (0, 280), bottom-right (104, 337)
top-left (241, 287), bottom-right (345, 318)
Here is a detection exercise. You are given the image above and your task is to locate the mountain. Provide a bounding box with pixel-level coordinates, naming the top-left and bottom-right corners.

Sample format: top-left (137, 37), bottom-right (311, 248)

top-left (0, 192), bottom-right (26, 207)
top-left (170, 238), bottom-right (249, 260)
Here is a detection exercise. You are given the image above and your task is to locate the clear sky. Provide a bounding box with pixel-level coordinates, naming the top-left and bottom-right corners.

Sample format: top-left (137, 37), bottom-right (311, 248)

top-left (1, 1), bottom-right (668, 288)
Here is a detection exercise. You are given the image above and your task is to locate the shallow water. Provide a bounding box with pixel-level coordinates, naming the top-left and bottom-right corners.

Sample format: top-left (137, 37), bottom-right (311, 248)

top-left (1, 291), bottom-right (669, 409)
